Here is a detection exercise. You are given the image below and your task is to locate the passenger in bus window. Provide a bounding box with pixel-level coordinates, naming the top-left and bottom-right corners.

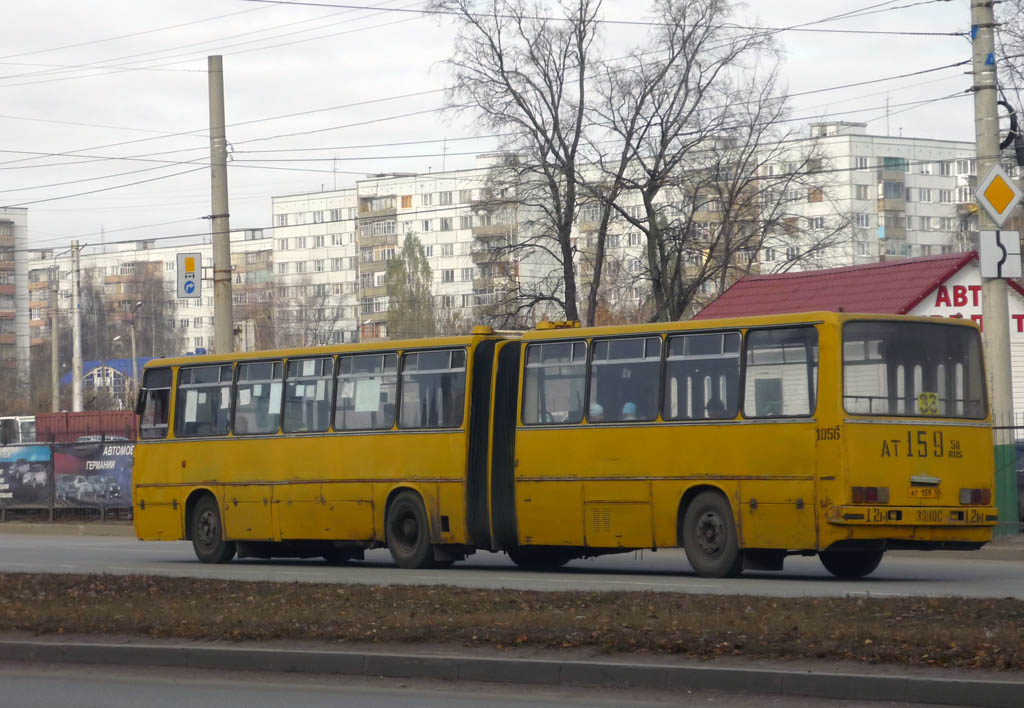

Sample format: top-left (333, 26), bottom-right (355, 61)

top-left (621, 402), bottom-right (638, 420)
top-left (706, 396), bottom-right (727, 419)
top-left (588, 403), bottom-right (604, 422)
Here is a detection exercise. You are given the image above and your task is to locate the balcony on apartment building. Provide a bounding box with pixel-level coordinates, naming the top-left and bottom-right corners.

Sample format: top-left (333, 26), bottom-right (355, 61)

top-left (471, 221), bottom-right (517, 240)
top-left (359, 232), bottom-right (398, 248)
top-left (470, 243), bottom-right (508, 265)
top-left (358, 195), bottom-right (398, 221)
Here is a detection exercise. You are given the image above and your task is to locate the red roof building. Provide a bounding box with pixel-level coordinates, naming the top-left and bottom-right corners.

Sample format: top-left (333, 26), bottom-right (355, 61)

top-left (695, 252), bottom-right (1024, 319)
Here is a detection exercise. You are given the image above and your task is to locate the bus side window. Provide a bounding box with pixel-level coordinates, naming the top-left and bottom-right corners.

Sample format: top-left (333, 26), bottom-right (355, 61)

top-left (663, 332), bottom-right (740, 420)
top-left (522, 341), bottom-right (586, 425)
top-left (233, 361), bottom-right (283, 435)
top-left (399, 349), bottom-right (466, 429)
top-left (139, 367), bottom-right (172, 439)
top-left (175, 364), bottom-right (233, 438)
top-left (335, 353), bottom-right (397, 431)
top-left (283, 357), bottom-right (334, 433)
top-left (589, 337), bottom-right (660, 422)
top-left (743, 327), bottom-right (819, 418)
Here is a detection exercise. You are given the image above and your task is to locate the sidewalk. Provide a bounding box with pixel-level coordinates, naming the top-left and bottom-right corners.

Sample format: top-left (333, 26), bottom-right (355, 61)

top-left (0, 633), bottom-right (1019, 707)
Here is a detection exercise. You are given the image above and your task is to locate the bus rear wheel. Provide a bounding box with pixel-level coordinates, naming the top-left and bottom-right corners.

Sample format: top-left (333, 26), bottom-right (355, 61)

top-left (819, 549), bottom-right (884, 578)
top-left (386, 491), bottom-right (435, 569)
top-left (507, 547), bottom-right (575, 570)
top-left (191, 495), bottom-right (236, 564)
top-left (682, 491), bottom-right (743, 578)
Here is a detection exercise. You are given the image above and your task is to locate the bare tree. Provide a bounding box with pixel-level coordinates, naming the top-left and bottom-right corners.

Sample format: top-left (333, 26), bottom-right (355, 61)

top-left (433, 0), bottom-right (603, 322)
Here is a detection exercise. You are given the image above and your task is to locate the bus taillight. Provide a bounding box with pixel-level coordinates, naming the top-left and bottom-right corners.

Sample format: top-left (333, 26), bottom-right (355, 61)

top-left (851, 486), bottom-right (889, 504)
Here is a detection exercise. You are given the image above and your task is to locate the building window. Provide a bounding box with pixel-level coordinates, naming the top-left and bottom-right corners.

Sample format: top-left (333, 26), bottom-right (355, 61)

top-left (807, 216), bottom-right (825, 230)
top-left (165, 261), bottom-right (174, 271)
top-left (275, 214), bottom-right (288, 227)
top-left (313, 211), bottom-right (324, 224)
top-left (440, 243), bottom-right (454, 257)
top-left (296, 261), bottom-right (307, 274)
top-left (439, 192), bottom-right (452, 205)
top-left (917, 188), bottom-right (931, 203)
top-left (459, 215), bottom-right (473, 230)
top-left (462, 294), bottom-right (472, 307)
top-left (956, 159), bottom-right (976, 175)
top-left (627, 232), bottom-right (642, 247)
top-left (786, 246), bottom-right (800, 260)
top-left (855, 213), bottom-right (870, 228)
top-left (421, 193), bottom-right (433, 206)
top-left (939, 161), bottom-right (952, 176)
top-left (763, 247), bottom-right (776, 262)
top-left (180, 318), bottom-right (189, 329)
top-left (332, 257), bottom-right (344, 271)
top-left (807, 188), bottom-right (823, 203)
top-left (855, 184), bottom-right (871, 200)
top-left (882, 181), bottom-right (904, 199)
top-left (294, 237), bottom-right (305, 249)
top-left (855, 156), bottom-right (870, 170)
top-left (313, 235), bottom-right (325, 248)
top-left (277, 263), bottom-right (289, 274)
top-left (461, 267), bottom-right (473, 281)
top-left (459, 189), bottom-right (473, 202)
top-left (401, 195), bottom-right (412, 208)
top-left (421, 220), bottom-right (432, 232)
top-left (940, 217), bottom-right (954, 231)
top-left (440, 217), bottom-right (452, 231)
top-left (441, 269), bottom-right (455, 283)
top-left (423, 245), bottom-right (433, 257)
top-left (314, 260), bottom-right (325, 272)
top-left (957, 186), bottom-right (972, 203)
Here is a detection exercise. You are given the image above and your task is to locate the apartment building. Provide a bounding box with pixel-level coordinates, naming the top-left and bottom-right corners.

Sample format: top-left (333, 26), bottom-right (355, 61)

top-left (271, 158), bottom-right (513, 341)
top-left (0, 208), bottom-right (28, 379)
top-left (764, 122), bottom-right (980, 272)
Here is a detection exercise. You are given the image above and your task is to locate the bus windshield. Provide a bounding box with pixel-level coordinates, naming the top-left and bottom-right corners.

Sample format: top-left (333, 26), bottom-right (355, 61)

top-left (843, 321), bottom-right (986, 419)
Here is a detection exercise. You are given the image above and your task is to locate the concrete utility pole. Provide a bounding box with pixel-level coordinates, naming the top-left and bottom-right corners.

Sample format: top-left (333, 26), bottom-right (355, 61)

top-left (208, 55), bottom-right (234, 354)
top-left (130, 300), bottom-right (142, 400)
top-left (971, 0), bottom-right (1016, 535)
top-left (71, 240), bottom-right (83, 412)
top-left (49, 267), bottom-right (59, 412)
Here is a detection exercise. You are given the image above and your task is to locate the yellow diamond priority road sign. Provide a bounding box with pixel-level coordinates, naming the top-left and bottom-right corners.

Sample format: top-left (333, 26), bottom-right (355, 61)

top-left (975, 164), bottom-right (1022, 227)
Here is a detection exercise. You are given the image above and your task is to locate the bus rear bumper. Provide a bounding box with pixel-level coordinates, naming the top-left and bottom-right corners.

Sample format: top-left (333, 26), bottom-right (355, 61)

top-left (827, 505), bottom-right (999, 526)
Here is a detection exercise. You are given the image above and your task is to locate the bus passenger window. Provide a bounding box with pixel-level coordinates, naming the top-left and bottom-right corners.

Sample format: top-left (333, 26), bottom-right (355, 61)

top-left (175, 364), bottom-right (233, 437)
top-left (283, 358), bottom-right (333, 433)
top-left (522, 341), bottom-right (586, 425)
top-left (233, 361), bottom-right (283, 435)
top-left (743, 328), bottom-right (818, 418)
top-left (589, 337), bottom-right (660, 422)
top-left (336, 353), bottom-right (397, 430)
top-left (139, 367), bottom-right (172, 439)
top-left (663, 332), bottom-right (740, 420)
top-left (399, 349), bottom-right (466, 429)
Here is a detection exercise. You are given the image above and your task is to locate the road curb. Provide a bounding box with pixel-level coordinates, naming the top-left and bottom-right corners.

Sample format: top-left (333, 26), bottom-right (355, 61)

top-left (0, 640), bottom-right (1020, 707)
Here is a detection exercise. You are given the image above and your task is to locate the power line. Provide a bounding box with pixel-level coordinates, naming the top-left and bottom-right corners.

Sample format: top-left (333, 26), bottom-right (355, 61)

top-left (243, 0), bottom-right (966, 36)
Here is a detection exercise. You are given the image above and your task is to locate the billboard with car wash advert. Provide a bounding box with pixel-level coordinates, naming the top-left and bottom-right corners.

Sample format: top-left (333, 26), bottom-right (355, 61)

top-left (52, 442), bottom-right (133, 508)
top-left (0, 445), bottom-right (52, 507)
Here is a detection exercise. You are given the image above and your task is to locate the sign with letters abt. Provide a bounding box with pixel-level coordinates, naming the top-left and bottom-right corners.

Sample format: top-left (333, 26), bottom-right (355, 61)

top-left (176, 252), bottom-right (201, 299)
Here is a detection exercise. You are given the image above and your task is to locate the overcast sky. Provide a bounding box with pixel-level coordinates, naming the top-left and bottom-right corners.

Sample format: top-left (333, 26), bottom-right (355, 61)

top-left (0, 0), bottom-right (974, 255)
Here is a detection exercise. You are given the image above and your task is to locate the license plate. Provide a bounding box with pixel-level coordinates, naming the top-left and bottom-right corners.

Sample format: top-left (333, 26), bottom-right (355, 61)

top-left (908, 487), bottom-right (940, 499)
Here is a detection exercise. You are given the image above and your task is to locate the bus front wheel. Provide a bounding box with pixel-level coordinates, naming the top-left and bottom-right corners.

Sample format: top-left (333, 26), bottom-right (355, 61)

top-left (819, 549), bottom-right (884, 578)
top-left (191, 495), bottom-right (236, 564)
top-left (682, 491), bottom-right (743, 578)
top-left (386, 491), bottom-right (435, 569)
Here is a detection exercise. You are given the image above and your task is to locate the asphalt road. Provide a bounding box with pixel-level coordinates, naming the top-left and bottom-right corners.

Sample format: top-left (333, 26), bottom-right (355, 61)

top-left (2, 532), bottom-right (1023, 598)
top-left (0, 662), bottom-right (952, 708)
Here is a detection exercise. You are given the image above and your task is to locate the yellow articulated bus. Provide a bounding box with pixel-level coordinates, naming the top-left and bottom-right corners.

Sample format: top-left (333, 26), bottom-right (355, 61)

top-left (133, 311), bottom-right (997, 578)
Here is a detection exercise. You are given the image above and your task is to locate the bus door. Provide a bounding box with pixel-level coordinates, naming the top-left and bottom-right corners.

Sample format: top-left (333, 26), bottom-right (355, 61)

top-left (488, 341), bottom-right (521, 551)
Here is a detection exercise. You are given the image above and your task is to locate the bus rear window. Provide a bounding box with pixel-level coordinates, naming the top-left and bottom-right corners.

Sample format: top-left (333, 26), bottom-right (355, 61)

top-left (843, 321), bottom-right (986, 418)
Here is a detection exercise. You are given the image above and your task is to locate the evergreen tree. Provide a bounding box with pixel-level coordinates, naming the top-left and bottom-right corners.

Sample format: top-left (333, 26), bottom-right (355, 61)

top-left (386, 234), bottom-right (436, 339)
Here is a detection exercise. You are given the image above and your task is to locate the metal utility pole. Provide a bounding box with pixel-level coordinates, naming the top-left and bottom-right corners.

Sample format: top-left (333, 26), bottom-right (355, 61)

top-left (971, 1), bottom-right (1016, 535)
top-left (71, 240), bottom-right (83, 412)
top-left (130, 301), bottom-right (142, 399)
top-left (208, 55), bottom-right (234, 354)
top-left (49, 267), bottom-right (59, 412)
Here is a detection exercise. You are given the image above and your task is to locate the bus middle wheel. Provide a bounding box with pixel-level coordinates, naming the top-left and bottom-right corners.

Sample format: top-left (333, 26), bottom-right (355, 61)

top-left (385, 491), bottom-right (435, 569)
top-left (682, 491), bottom-right (743, 578)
